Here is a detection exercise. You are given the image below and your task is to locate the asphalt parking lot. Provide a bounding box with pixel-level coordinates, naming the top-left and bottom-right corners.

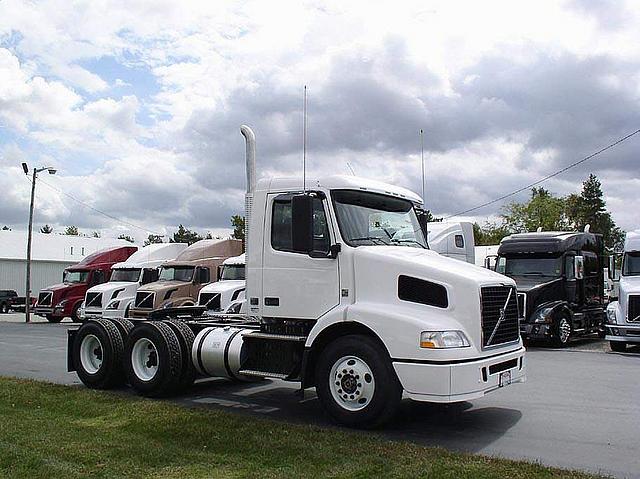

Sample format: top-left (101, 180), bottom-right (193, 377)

top-left (1, 313), bottom-right (639, 478)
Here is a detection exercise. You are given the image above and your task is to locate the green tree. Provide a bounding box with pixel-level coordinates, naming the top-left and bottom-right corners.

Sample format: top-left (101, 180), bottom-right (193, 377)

top-left (40, 225), bottom-right (53, 234)
top-left (144, 234), bottom-right (164, 246)
top-left (172, 225), bottom-right (202, 245)
top-left (2, 226), bottom-right (11, 231)
top-left (92, 231), bottom-right (101, 238)
top-left (64, 226), bottom-right (79, 236)
top-left (118, 234), bottom-right (135, 243)
top-left (473, 221), bottom-right (511, 246)
top-left (565, 174), bottom-right (625, 251)
top-left (231, 215), bottom-right (245, 241)
top-left (502, 187), bottom-right (570, 233)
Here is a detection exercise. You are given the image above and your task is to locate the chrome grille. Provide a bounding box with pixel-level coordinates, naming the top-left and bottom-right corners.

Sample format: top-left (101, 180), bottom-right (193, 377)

top-left (481, 286), bottom-right (519, 348)
top-left (135, 291), bottom-right (155, 309)
top-left (199, 292), bottom-right (221, 311)
top-left (85, 292), bottom-right (103, 308)
top-left (628, 295), bottom-right (640, 322)
top-left (38, 291), bottom-right (52, 307)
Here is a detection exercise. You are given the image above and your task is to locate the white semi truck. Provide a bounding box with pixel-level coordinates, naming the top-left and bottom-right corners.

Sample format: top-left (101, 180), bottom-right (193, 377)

top-left (197, 254), bottom-right (246, 314)
top-left (81, 243), bottom-right (187, 320)
top-left (68, 125), bottom-right (526, 428)
top-left (606, 232), bottom-right (640, 352)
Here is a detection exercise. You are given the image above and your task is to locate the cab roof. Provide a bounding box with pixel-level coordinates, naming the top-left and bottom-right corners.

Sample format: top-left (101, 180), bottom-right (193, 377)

top-left (67, 245), bottom-right (138, 270)
top-left (625, 231), bottom-right (640, 252)
top-left (112, 243), bottom-right (187, 269)
top-left (257, 175), bottom-right (423, 206)
top-left (498, 231), bottom-right (603, 255)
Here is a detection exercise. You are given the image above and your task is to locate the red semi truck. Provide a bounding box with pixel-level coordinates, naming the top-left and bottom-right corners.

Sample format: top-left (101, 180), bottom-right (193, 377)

top-left (34, 245), bottom-right (137, 323)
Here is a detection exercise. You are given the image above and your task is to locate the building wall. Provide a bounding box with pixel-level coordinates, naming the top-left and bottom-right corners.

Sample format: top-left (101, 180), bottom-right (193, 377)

top-left (0, 259), bottom-right (75, 296)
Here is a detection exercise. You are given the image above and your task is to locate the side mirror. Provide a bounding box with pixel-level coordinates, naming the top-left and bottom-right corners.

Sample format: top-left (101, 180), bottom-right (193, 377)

top-left (608, 255), bottom-right (620, 281)
top-left (194, 267), bottom-right (210, 284)
top-left (291, 194), bottom-right (314, 253)
top-left (217, 265), bottom-right (223, 281)
top-left (574, 255), bottom-right (585, 280)
top-left (484, 254), bottom-right (498, 270)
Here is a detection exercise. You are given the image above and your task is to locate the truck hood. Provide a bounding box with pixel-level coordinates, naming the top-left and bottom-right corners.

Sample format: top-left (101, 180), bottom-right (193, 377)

top-left (511, 276), bottom-right (562, 293)
top-left (43, 282), bottom-right (86, 293)
top-left (84, 281), bottom-right (138, 308)
top-left (138, 280), bottom-right (190, 293)
top-left (200, 280), bottom-right (245, 294)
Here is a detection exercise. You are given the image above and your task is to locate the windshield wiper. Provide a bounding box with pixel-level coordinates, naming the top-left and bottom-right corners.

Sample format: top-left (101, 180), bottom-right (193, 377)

top-left (391, 238), bottom-right (427, 249)
top-left (350, 236), bottom-right (388, 245)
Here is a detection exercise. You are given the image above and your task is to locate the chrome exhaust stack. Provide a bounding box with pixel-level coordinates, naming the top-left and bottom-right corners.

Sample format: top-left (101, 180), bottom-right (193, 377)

top-left (240, 125), bottom-right (256, 258)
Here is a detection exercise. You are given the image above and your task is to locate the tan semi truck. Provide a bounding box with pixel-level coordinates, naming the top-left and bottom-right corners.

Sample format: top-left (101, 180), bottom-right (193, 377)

top-left (129, 238), bottom-right (242, 318)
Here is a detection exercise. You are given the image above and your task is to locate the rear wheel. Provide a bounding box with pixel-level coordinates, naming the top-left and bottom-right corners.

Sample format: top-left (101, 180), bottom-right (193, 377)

top-left (0, 302), bottom-right (9, 314)
top-left (163, 319), bottom-right (196, 391)
top-left (315, 335), bottom-right (402, 428)
top-left (71, 303), bottom-right (82, 323)
top-left (73, 319), bottom-right (126, 389)
top-left (124, 322), bottom-right (183, 397)
top-left (610, 341), bottom-right (627, 353)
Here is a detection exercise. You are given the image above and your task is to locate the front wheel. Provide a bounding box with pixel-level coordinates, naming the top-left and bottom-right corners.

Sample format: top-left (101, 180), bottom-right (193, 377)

top-left (315, 335), bottom-right (402, 428)
top-left (610, 341), bottom-right (627, 353)
top-left (0, 302), bottom-right (9, 314)
top-left (552, 315), bottom-right (572, 347)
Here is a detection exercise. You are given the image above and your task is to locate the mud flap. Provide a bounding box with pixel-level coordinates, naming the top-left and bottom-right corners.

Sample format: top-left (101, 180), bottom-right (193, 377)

top-left (67, 328), bottom-right (78, 372)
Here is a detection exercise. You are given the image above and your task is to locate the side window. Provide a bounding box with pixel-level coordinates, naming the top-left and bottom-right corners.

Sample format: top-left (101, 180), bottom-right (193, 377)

top-left (565, 256), bottom-right (575, 280)
top-left (92, 270), bottom-right (105, 285)
top-left (141, 268), bottom-right (158, 285)
top-left (496, 256), bottom-right (506, 274)
top-left (271, 195), bottom-right (330, 253)
top-left (583, 252), bottom-right (598, 277)
top-left (454, 234), bottom-right (464, 248)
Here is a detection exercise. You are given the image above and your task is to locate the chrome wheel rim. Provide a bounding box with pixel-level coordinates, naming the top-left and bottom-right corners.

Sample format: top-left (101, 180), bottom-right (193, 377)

top-left (559, 318), bottom-right (571, 343)
top-left (80, 334), bottom-right (103, 374)
top-left (131, 338), bottom-right (159, 381)
top-left (329, 355), bottom-right (375, 412)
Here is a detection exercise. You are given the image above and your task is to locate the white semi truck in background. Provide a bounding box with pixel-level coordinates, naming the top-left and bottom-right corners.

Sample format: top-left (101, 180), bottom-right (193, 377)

top-left (81, 243), bottom-right (187, 320)
top-left (606, 232), bottom-right (640, 352)
top-left (68, 125), bottom-right (525, 428)
top-left (197, 254), bottom-right (246, 314)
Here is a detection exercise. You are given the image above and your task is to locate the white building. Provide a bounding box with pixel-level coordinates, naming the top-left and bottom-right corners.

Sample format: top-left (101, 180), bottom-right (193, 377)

top-left (0, 230), bottom-right (135, 295)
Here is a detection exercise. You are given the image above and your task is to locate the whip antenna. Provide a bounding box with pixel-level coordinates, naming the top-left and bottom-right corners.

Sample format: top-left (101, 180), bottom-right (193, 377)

top-left (420, 129), bottom-right (425, 204)
top-left (303, 85), bottom-right (307, 192)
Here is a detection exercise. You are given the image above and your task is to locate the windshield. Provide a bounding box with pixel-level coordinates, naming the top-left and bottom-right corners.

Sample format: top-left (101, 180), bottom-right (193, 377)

top-left (332, 190), bottom-right (427, 248)
top-left (63, 270), bottom-right (89, 283)
top-left (497, 256), bottom-right (562, 277)
top-left (158, 266), bottom-right (194, 282)
top-left (221, 264), bottom-right (245, 281)
top-left (110, 268), bottom-right (141, 283)
top-left (623, 252), bottom-right (640, 276)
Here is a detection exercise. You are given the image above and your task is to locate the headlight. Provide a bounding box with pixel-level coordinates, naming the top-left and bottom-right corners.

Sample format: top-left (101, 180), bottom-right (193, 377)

top-left (106, 300), bottom-right (121, 310)
top-left (163, 302), bottom-right (173, 309)
top-left (420, 331), bottom-right (470, 349)
top-left (532, 307), bottom-right (554, 324)
top-left (55, 299), bottom-right (68, 308)
top-left (606, 306), bottom-right (617, 324)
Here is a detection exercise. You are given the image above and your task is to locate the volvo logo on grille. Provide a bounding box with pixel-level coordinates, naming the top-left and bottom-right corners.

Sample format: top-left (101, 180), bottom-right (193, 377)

top-left (487, 287), bottom-right (513, 346)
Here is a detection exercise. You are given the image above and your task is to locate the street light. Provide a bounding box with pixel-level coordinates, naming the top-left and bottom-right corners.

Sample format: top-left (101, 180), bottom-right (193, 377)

top-left (23, 162), bottom-right (56, 323)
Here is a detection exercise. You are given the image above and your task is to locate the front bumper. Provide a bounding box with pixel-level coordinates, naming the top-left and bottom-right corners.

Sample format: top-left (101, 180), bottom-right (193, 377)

top-left (34, 307), bottom-right (54, 317)
top-left (520, 322), bottom-right (553, 340)
top-left (393, 346), bottom-right (526, 403)
top-left (605, 323), bottom-right (640, 343)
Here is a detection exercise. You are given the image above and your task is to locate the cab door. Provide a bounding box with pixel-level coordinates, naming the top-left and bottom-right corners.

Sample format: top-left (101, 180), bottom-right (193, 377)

top-left (261, 193), bottom-right (339, 320)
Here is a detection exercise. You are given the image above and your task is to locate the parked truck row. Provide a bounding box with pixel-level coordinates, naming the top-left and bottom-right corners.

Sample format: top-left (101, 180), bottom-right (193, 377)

top-left (65, 125), bottom-right (526, 428)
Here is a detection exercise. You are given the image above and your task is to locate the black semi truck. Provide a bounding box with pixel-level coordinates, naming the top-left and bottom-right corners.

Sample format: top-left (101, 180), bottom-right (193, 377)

top-left (496, 231), bottom-right (605, 346)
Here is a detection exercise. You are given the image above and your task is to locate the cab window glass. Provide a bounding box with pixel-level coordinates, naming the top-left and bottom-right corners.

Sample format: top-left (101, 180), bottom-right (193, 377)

top-left (583, 252), bottom-right (598, 276)
top-left (271, 196), bottom-right (329, 253)
top-left (565, 256), bottom-right (575, 280)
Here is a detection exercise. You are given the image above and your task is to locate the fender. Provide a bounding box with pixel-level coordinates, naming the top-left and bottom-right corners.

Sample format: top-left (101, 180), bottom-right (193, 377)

top-left (531, 300), bottom-right (573, 323)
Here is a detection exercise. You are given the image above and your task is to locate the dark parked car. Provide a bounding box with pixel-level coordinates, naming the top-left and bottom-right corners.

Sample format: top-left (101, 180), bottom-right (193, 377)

top-left (8, 295), bottom-right (37, 313)
top-left (0, 290), bottom-right (18, 313)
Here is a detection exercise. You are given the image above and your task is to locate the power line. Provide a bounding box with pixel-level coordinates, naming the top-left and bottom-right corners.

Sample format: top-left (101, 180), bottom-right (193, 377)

top-left (25, 174), bottom-right (162, 235)
top-left (445, 128), bottom-right (640, 219)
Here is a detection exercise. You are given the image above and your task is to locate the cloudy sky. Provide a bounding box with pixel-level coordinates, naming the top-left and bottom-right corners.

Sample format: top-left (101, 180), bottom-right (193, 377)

top-left (1, 0), bottom-right (639, 241)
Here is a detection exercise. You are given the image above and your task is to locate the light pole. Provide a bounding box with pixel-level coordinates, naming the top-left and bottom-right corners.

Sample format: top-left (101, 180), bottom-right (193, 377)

top-left (22, 162), bottom-right (56, 323)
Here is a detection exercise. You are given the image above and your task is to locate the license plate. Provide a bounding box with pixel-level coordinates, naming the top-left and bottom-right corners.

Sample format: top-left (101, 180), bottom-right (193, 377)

top-left (499, 371), bottom-right (512, 387)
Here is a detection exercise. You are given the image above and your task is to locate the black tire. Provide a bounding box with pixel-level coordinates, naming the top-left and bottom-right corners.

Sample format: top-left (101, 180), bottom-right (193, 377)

top-left (0, 302), bottom-right (9, 314)
top-left (315, 335), bottom-right (402, 428)
top-left (71, 303), bottom-right (82, 323)
top-left (124, 321), bottom-right (183, 397)
top-left (73, 319), bottom-right (126, 389)
top-left (552, 314), bottom-right (572, 348)
top-left (610, 341), bottom-right (627, 353)
top-left (46, 314), bottom-right (63, 323)
top-left (109, 317), bottom-right (134, 340)
top-left (163, 319), bottom-right (196, 391)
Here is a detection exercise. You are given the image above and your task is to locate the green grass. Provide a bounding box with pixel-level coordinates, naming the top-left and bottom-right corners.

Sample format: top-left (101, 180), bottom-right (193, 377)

top-left (0, 377), bottom-right (601, 479)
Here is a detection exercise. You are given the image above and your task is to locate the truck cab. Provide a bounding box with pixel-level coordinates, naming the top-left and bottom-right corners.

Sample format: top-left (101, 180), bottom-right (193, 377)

top-left (81, 243), bottom-right (187, 320)
top-left (496, 231), bottom-right (605, 346)
top-left (197, 254), bottom-right (246, 314)
top-left (426, 222), bottom-right (475, 264)
top-left (35, 246), bottom-right (137, 322)
top-left (605, 232), bottom-right (640, 352)
top-left (129, 239), bottom-right (243, 318)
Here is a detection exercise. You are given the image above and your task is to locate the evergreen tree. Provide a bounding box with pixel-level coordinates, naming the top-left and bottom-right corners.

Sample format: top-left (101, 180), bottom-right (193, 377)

top-left (231, 215), bottom-right (245, 241)
top-left (144, 234), bottom-right (164, 246)
top-left (172, 225), bottom-right (202, 245)
top-left (40, 224), bottom-right (53, 234)
top-left (118, 234), bottom-right (135, 243)
top-left (64, 225), bottom-right (79, 236)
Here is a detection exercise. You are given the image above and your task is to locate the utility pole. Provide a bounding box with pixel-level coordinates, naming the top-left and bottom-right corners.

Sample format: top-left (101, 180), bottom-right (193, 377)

top-left (420, 129), bottom-right (425, 204)
top-left (22, 163), bottom-right (56, 323)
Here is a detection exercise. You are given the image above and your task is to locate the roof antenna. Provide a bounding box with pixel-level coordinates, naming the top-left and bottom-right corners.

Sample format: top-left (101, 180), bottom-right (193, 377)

top-left (303, 85), bottom-right (307, 193)
top-left (346, 162), bottom-right (356, 176)
top-left (420, 129), bottom-right (425, 205)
